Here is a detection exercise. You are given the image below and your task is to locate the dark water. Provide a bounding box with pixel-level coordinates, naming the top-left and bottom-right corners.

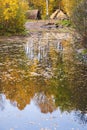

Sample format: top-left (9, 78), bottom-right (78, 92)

top-left (0, 34), bottom-right (87, 130)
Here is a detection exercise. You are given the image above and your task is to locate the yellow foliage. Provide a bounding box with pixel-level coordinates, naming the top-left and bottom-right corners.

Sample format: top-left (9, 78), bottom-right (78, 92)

top-left (61, 0), bottom-right (82, 16)
top-left (0, 0), bottom-right (28, 33)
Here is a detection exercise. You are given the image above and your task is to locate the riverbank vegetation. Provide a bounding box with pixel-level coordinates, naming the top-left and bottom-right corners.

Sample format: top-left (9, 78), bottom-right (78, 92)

top-left (0, 0), bottom-right (87, 46)
top-left (71, 0), bottom-right (87, 45)
top-left (0, 0), bottom-right (28, 35)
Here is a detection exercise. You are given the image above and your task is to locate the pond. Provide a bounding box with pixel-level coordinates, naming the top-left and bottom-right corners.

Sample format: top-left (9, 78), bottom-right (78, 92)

top-left (0, 32), bottom-right (87, 130)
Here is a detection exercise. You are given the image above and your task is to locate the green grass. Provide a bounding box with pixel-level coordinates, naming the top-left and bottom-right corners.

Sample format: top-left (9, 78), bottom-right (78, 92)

top-left (82, 49), bottom-right (87, 54)
top-left (56, 19), bottom-right (72, 27)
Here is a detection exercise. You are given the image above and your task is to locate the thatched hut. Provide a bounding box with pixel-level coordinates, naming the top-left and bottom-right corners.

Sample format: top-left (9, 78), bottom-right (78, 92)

top-left (50, 9), bottom-right (67, 20)
top-left (26, 9), bottom-right (41, 20)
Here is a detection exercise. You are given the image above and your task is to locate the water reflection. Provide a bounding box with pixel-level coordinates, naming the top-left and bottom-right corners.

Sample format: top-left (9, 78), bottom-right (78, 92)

top-left (0, 94), bottom-right (5, 111)
top-left (25, 37), bottom-right (63, 62)
top-left (34, 92), bottom-right (56, 113)
top-left (0, 35), bottom-right (87, 129)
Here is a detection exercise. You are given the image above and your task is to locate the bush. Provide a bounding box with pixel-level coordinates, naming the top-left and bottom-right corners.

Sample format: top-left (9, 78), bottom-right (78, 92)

top-left (72, 0), bottom-right (87, 43)
top-left (0, 0), bottom-right (28, 34)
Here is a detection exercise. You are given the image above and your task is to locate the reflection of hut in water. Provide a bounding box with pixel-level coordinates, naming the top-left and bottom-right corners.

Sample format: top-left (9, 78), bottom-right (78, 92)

top-left (26, 9), bottom-right (41, 19)
top-left (34, 93), bottom-right (56, 113)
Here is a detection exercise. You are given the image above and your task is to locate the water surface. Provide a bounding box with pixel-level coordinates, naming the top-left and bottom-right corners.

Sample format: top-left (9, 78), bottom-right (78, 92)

top-left (0, 32), bottom-right (87, 130)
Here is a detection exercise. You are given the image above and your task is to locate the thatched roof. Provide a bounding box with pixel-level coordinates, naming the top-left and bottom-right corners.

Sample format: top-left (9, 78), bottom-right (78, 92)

top-left (50, 10), bottom-right (67, 20)
top-left (50, 9), bottom-right (60, 19)
top-left (26, 9), bottom-right (41, 19)
top-left (56, 10), bottom-right (67, 20)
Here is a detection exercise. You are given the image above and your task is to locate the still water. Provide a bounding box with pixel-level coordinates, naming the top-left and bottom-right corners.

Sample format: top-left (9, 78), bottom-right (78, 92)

top-left (0, 32), bottom-right (87, 130)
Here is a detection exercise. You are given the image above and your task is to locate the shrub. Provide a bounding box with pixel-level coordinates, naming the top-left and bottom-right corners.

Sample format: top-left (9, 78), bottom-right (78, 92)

top-left (0, 0), bottom-right (28, 34)
top-left (72, 0), bottom-right (87, 43)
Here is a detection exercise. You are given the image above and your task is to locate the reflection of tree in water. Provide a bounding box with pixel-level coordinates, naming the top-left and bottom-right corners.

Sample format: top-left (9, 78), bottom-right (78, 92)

top-left (0, 42), bottom-right (36, 110)
top-left (75, 111), bottom-right (87, 125)
top-left (71, 63), bottom-right (87, 124)
top-left (24, 37), bottom-right (63, 77)
top-left (33, 92), bottom-right (56, 113)
top-left (0, 39), bottom-right (87, 125)
top-left (71, 64), bottom-right (87, 111)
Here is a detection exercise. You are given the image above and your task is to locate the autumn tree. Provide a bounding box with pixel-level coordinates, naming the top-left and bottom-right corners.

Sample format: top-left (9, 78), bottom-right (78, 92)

top-left (0, 0), bottom-right (28, 34)
top-left (72, 0), bottom-right (87, 45)
top-left (61, 0), bottom-right (82, 16)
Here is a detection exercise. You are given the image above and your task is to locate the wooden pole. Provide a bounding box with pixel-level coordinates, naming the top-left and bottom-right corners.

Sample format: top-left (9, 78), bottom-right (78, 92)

top-left (46, 0), bottom-right (49, 17)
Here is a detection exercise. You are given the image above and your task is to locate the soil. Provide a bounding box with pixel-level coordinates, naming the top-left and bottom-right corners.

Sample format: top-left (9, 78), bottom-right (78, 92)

top-left (25, 20), bottom-right (59, 32)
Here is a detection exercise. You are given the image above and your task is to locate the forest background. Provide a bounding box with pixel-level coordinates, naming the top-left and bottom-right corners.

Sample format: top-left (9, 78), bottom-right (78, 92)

top-left (0, 0), bottom-right (87, 43)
